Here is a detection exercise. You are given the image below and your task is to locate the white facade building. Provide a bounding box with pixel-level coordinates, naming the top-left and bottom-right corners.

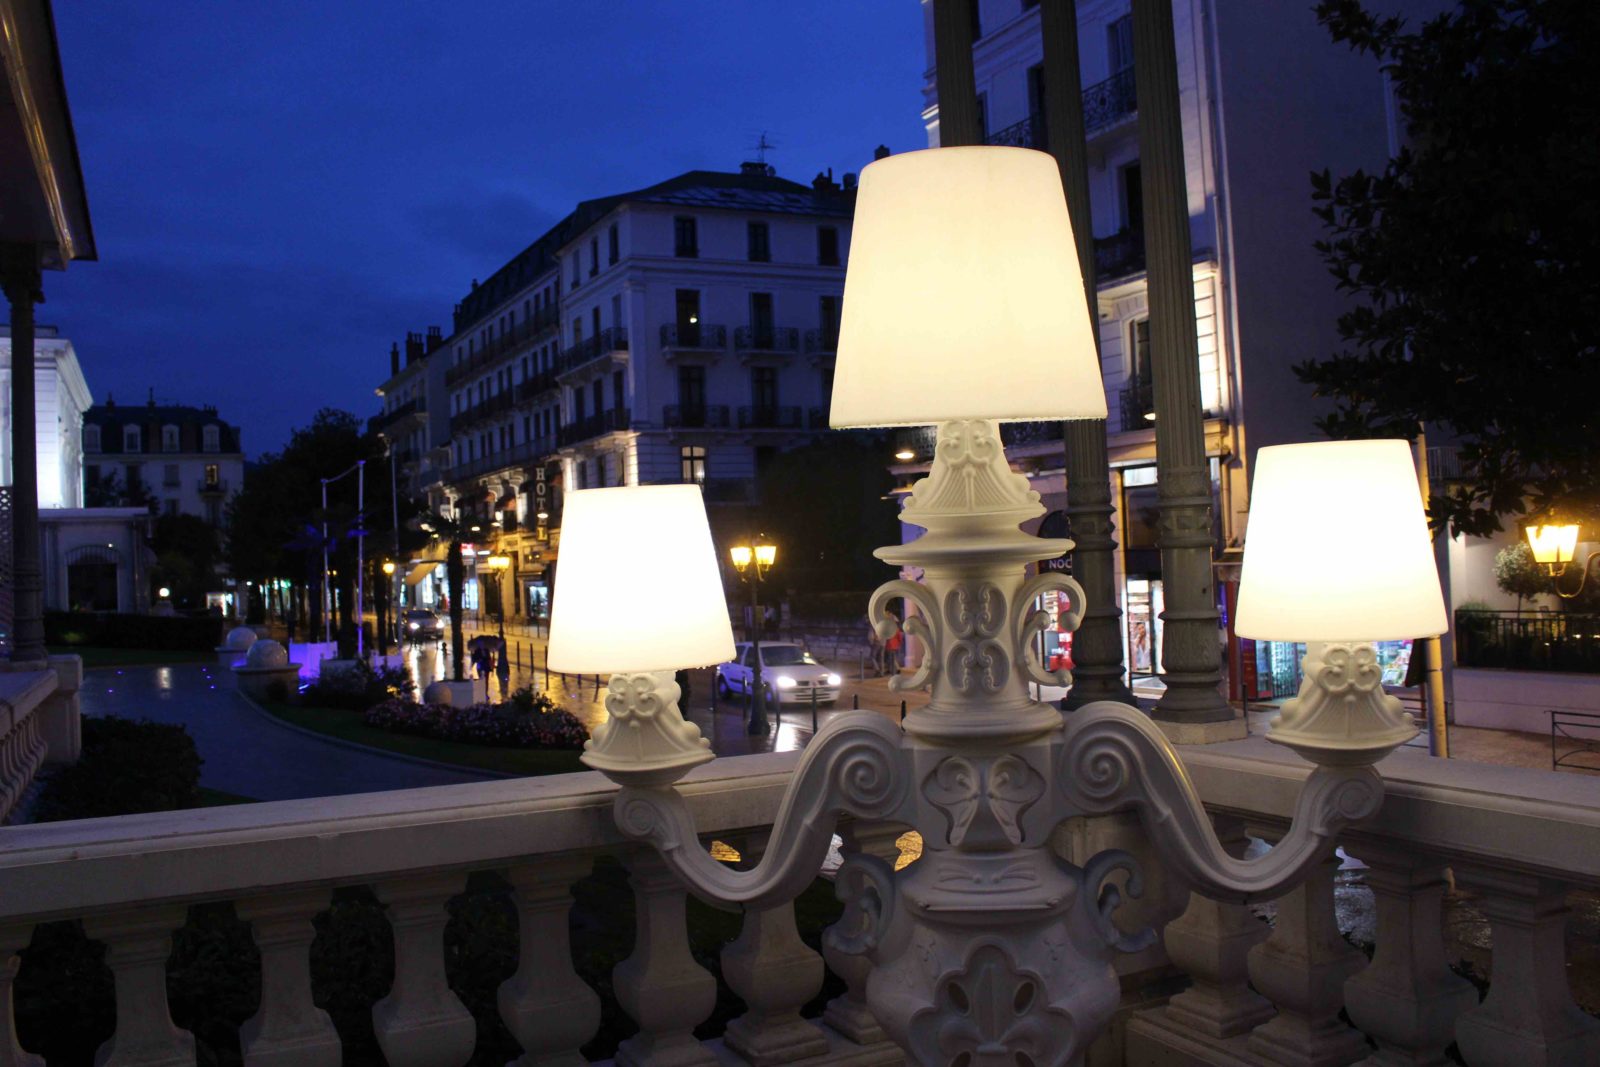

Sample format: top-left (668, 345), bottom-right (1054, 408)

top-left (0, 325), bottom-right (91, 509)
top-left (82, 400), bottom-right (245, 526)
top-left (385, 164), bottom-right (854, 618)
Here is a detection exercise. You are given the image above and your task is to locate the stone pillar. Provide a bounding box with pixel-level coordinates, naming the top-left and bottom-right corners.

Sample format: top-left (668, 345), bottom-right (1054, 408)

top-left (2, 246), bottom-right (46, 666)
top-left (1130, 0), bottom-right (1235, 727)
top-left (1041, 0), bottom-right (1134, 709)
top-left (930, 0), bottom-right (983, 146)
top-left (497, 856), bottom-right (601, 1067)
top-left (612, 849), bottom-right (718, 1067)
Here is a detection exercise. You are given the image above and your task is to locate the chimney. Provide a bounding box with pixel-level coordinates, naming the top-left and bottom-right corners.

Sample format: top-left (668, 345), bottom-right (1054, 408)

top-left (740, 161), bottom-right (775, 177)
top-left (405, 331), bottom-right (425, 365)
top-left (843, 172), bottom-right (858, 190)
top-left (390, 342), bottom-right (400, 377)
top-left (812, 169), bottom-right (839, 192)
top-left (426, 325), bottom-right (443, 352)
top-left (874, 144), bottom-right (891, 161)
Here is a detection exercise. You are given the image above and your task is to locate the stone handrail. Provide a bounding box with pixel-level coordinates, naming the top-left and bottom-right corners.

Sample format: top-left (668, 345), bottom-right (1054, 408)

top-left (0, 732), bottom-right (1596, 1063)
top-left (0, 659), bottom-right (78, 825)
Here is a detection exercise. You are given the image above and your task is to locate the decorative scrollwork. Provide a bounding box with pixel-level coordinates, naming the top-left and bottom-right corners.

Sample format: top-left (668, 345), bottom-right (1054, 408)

top-left (945, 582), bottom-right (1004, 638)
top-left (1015, 572), bottom-right (1088, 689)
top-left (869, 578), bottom-right (941, 692)
top-left (912, 942), bottom-right (1074, 1067)
top-left (923, 754), bottom-right (1046, 847)
top-left (825, 852), bottom-right (896, 957)
top-left (1082, 849), bottom-right (1157, 953)
top-left (1311, 642), bottom-right (1382, 694)
top-left (947, 638), bottom-right (1009, 694)
top-left (826, 732), bottom-right (908, 818)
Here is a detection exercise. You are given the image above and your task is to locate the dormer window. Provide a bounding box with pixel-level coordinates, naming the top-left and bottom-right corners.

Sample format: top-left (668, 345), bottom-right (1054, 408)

top-left (203, 424), bottom-right (220, 453)
top-left (84, 425), bottom-right (101, 453)
top-left (123, 425), bottom-right (141, 452)
top-left (162, 425), bottom-right (180, 452)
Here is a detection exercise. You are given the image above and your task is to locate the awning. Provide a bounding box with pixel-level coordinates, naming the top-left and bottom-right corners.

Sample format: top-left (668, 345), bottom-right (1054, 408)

top-left (405, 560), bottom-right (440, 587)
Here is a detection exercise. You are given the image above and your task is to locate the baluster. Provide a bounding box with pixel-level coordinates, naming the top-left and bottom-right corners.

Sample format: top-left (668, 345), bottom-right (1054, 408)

top-left (371, 873), bottom-right (476, 1067)
top-left (720, 833), bottom-right (827, 1065)
top-left (83, 906), bottom-right (196, 1067)
top-left (612, 848), bottom-right (717, 1067)
top-left (1340, 843), bottom-right (1475, 1067)
top-left (1246, 852), bottom-right (1369, 1066)
top-left (1162, 815), bottom-right (1275, 1038)
top-left (1453, 869), bottom-right (1600, 1066)
top-left (0, 923), bottom-right (41, 1067)
top-left (235, 890), bottom-right (340, 1067)
top-left (822, 822), bottom-right (905, 1047)
top-left (497, 855), bottom-right (601, 1066)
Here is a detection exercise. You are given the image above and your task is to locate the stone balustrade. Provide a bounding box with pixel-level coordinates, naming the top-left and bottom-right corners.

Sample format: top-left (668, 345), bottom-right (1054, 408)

top-left (0, 735), bottom-right (1595, 1065)
top-left (0, 658), bottom-right (80, 824)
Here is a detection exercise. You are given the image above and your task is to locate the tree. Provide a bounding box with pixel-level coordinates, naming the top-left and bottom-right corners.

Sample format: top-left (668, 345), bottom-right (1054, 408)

top-left (1493, 542), bottom-right (1550, 615)
top-left (1296, 0), bottom-right (1599, 536)
top-left (150, 514), bottom-right (220, 609)
top-left (415, 511), bottom-right (468, 681)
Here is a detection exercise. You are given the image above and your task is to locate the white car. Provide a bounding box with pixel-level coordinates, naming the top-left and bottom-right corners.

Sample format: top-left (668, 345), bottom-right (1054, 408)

top-left (717, 642), bottom-right (841, 706)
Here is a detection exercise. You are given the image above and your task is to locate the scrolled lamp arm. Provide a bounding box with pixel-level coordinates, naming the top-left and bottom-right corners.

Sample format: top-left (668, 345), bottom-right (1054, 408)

top-left (610, 714), bottom-right (910, 912)
top-left (1059, 702), bottom-right (1383, 903)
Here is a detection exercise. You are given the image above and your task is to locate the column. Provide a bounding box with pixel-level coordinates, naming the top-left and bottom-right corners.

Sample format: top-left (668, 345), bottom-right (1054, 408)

top-left (0, 924), bottom-right (41, 1067)
top-left (1041, 0), bottom-right (1134, 709)
top-left (2, 246), bottom-right (45, 666)
top-left (1453, 869), bottom-right (1600, 1065)
top-left (1130, 0), bottom-right (1234, 726)
top-left (496, 857), bottom-right (601, 1067)
top-left (930, 0), bottom-right (983, 146)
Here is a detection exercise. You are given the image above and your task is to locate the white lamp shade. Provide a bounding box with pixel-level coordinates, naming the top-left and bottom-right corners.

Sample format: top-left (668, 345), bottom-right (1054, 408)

top-left (829, 146), bottom-right (1107, 428)
top-left (547, 485), bottom-right (735, 674)
top-left (1236, 439), bottom-right (1447, 643)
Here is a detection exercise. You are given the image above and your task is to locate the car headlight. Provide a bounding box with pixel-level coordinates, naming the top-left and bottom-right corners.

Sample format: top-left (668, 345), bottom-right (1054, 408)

top-left (775, 676), bottom-right (797, 689)
top-left (826, 673), bottom-right (841, 686)
top-left (408, 622), bottom-right (420, 630)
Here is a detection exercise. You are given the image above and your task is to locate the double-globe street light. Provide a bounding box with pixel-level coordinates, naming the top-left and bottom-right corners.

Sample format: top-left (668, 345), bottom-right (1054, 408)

top-left (729, 536), bottom-right (777, 735)
top-left (1526, 520), bottom-right (1599, 598)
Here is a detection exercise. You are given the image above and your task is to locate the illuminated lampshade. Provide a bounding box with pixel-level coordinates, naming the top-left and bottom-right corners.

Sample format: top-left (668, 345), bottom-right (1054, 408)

top-left (1525, 523), bottom-right (1579, 567)
top-left (829, 146), bottom-right (1107, 428)
top-left (1236, 440), bottom-right (1446, 643)
top-left (548, 485), bottom-right (735, 675)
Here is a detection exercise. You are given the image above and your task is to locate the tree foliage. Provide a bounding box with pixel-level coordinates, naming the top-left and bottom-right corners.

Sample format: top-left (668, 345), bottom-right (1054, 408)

top-left (1298, 0), bottom-right (1600, 535)
top-left (1492, 541), bottom-right (1549, 612)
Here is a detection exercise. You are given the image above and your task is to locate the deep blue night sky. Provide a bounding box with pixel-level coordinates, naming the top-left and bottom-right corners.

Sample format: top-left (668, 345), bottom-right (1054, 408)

top-left (46, 3), bottom-right (928, 456)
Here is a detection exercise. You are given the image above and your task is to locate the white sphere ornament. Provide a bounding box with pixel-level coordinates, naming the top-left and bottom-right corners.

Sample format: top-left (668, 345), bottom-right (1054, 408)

top-left (245, 640), bottom-right (288, 670)
top-left (225, 626), bottom-right (259, 652)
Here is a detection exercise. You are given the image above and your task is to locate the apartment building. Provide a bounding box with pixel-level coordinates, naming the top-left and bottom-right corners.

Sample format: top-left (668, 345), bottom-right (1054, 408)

top-left (387, 163), bottom-right (854, 619)
top-left (82, 399), bottom-right (244, 527)
top-left (917, 0), bottom-right (1403, 693)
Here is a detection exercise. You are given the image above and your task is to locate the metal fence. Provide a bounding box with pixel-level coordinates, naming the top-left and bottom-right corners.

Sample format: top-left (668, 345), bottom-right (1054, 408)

top-left (1455, 609), bottom-right (1600, 673)
top-left (0, 486), bottom-right (10, 657)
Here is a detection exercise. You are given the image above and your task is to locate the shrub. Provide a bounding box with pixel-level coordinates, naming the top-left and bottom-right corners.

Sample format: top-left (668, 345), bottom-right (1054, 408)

top-left (31, 716), bottom-right (202, 822)
top-left (300, 660), bottom-right (414, 711)
top-left (363, 698), bottom-right (589, 750)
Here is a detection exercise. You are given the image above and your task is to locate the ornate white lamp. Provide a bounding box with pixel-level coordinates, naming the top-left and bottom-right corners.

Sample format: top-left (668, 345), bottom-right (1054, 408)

top-left (548, 484), bottom-right (733, 785)
top-left (574, 147), bottom-right (1401, 1065)
top-left (1236, 439), bottom-right (1443, 763)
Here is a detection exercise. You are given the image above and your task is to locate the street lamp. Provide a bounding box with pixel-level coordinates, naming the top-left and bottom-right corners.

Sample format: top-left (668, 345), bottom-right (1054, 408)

top-left (728, 535), bottom-right (777, 735)
top-left (382, 560), bottom-right (398, 652)
top-left (486, 553), bottom-right (512, 640)
top-left (1525, 520), bottom-right (1596, 597)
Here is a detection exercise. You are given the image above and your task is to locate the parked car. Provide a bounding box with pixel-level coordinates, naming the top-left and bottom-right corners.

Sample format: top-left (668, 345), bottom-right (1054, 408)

top-left (717, 642), bottom-right (841, 705)
top-left (403, 608), bottom-right (445, 642)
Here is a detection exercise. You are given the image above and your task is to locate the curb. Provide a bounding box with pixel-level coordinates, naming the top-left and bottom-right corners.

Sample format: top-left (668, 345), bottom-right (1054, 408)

top-left (230, 688), bottom-right (516, 781)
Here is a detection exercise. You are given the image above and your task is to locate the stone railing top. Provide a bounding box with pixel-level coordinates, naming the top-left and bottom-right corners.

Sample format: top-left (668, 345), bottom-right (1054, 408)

top-left (1182, 737), bottom-right (1600, 886)
top-left (0, 666), bottom-right (57, 733)
top-left (3, 731), bottom-right (1596, 925)
top-left (0, 751), bottom-right (802, 924)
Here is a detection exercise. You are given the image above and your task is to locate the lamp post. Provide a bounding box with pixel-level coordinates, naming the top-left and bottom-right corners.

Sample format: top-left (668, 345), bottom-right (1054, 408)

top-left (486, 553), bottom-right (511, 642)
top-left (382, 560), bottom-right (396, 654)
top-left (553, 149), bottom-right (1428, 1063)
top-left (729, 536), bottom-right (777, 735)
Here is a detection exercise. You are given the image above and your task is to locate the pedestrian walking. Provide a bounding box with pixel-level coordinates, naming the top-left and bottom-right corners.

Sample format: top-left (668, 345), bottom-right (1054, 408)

top-left (884, 628), bottom-right (903, 677)
top-left (496, 636), bottom-right (511, 692)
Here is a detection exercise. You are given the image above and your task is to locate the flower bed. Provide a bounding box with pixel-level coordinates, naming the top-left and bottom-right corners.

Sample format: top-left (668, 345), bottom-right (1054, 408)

top-left (363, 695), bottom-right (589, 750)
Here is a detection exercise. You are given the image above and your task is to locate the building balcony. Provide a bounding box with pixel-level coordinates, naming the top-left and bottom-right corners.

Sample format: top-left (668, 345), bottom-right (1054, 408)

top-left (0, 736), bottom-right (1593, 1066)
top-left (737, 405), bottom-right (802, 430)
top-left (659, 323), bottom-right (727, 354)
top-left (450, 390), bottom-right (516, 435)
top-left (1082, 66), bottom-right (1137, 135)
top-left (370, 397), bottom-right (427, 436)
top-left (444, 308), bottom-right (560, 386)
top-left (557, 406), bottom-right (631, 447)
top-left (999, 420), bottom-right (1064, 449)
top-left (986, 112), bottom-right (1043, 150)
top-left (802, 328), bottom-right (838, 356)
top-left (515, 370), bottom-right (559, 403)
top-left (733, 325), bottom-right (799, 356)
top-left (1094, 229), bottom-right (1146, 282)
top-left (196, 479), bottom-right (228, 495)
top-left (557, 327), bottom-right (629, 379)
top-left (447, 436), bottom-right (557, 485)
top-left (663, 404), bottom-right (731, 429)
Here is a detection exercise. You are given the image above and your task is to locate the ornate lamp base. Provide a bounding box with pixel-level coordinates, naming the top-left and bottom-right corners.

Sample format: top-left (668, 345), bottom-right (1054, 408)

top-left (1267, 642), bottom-right (1417, 766)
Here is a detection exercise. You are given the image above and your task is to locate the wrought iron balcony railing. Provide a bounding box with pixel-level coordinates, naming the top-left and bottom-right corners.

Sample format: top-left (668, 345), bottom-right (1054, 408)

top-left (445, 308), bottom-right (560, 386)
top-left (1083, 66), bottom-right (1137, 134)
top-left (516, 370), bottom-right (559, 402)
top-left (371, 397), bottom-right (427, 434)
top-left (999, 421), bottom-right (1065, 448)
top-left (557, 328), bottom-right (629, 376)
top-left (733, 326), bottom-right (799, 354)
top-left (737, 405), bottom-right (803, 430)
top-left (986, 113), bottom-right (1043, 150)
top-left (663, 404), bottom-right (731, 429)
top-left (1094, 229), bottom-right (1146, 282)
top-left (450, 391), bottom-right (516, 435)
top-left (1119, 375), bottom-right (1155, 432)
top-left (556, 406), bottom-right (631, 447)
top-left (803, 329), bottom-right (838, 355)
top-left (659, 323), bottom-right (727, 350)
top-left (196, 479), bottom-right (229, 495)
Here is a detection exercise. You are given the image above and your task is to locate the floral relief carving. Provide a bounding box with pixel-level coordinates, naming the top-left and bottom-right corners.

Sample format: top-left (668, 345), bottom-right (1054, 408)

top-left (924, 754), bottom-right (1046, 847)
top-left (913, 943), bottom-right (1072, 1067)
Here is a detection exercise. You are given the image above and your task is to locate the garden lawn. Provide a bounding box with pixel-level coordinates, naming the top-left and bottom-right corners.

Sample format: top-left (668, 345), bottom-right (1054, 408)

top-left (264, 702), bottom-right (586, 777)
top-left (50, 646), bottom-right (220, 669)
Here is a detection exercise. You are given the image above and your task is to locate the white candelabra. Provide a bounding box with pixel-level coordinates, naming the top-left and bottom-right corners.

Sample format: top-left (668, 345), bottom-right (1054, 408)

top-left (548, 148), bottom-right (1447, 1066)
